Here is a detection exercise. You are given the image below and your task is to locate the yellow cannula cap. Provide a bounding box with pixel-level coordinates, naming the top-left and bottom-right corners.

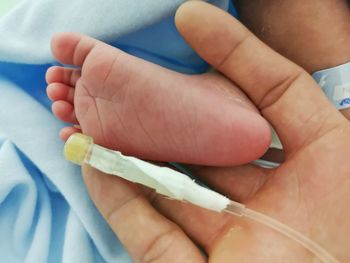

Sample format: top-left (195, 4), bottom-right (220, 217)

top-left (64, 133), bottom-right (93, 165)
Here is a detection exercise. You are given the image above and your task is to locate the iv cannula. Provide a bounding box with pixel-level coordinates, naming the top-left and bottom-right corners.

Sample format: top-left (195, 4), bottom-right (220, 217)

top-left (64, 133), bottom-right (339, 263)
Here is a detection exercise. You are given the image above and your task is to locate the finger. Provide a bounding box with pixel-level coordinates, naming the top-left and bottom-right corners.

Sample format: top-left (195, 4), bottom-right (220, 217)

top-left (157, 199), bottom-right (309, 262)
top-left (175, 1), bottom-right (347, 155)
top-left (152, 197), bottom-right (234, 254)
top-left (82, 166), bottom-right (205, 263)
top-left (147, 163), bottom-right (270, 253)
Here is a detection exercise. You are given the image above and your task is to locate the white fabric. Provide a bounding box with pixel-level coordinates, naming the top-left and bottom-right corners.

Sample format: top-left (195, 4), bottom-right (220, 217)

top-left (0, 0), bottom-right (228, 64)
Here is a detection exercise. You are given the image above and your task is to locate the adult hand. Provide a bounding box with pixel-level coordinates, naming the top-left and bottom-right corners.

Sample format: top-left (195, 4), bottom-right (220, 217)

top-left (82, 2), bottom-right (350, 262)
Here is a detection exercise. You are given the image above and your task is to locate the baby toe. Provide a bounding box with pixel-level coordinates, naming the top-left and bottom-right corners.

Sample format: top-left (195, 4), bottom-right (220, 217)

top-left (46, 66), bottom-right (81, 86)
top-left (51, 32), bottom-right (101, 67)
top-left (59, 126), bottom-right (81, 141)
top-left (47, 83), bottom-right (75, 103)
top-left (52, 100), bottom-right (78, 124)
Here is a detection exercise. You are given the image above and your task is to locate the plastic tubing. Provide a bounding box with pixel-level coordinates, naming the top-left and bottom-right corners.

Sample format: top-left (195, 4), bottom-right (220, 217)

top-left (224, 204), bottom-right (339, 263)
top-left (64, 133), bottom-right (339, 263)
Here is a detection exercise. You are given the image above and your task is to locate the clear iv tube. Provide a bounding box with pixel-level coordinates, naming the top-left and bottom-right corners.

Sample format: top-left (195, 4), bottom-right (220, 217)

top-left (64, 133), bottom-right (340, 263)
top-left (225, 205), bottom-right (339, 263)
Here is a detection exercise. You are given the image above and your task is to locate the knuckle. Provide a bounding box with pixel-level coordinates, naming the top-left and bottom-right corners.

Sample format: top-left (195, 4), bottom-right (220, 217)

top-left (258, 68), bottom-right (305, 111)
top-left (216, 34), bottom-right (251, 70)
top-left (140, 227), bottom-right (179, 263)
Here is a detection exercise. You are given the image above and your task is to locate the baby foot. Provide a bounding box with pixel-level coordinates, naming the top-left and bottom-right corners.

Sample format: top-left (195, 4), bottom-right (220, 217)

top-left (46, 33), bottom-right (271, 165)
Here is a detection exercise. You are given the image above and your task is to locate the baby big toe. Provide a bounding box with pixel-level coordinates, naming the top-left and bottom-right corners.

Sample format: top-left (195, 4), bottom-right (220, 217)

top-left (51, 32), bottom-right (101, 67)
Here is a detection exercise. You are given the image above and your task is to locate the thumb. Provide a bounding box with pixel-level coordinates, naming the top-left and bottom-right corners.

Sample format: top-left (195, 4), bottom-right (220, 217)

top-left (175, 1), bottom-right (347, 156)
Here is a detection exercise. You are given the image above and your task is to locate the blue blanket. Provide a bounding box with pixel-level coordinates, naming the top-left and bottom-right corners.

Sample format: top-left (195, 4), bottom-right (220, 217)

top-left (0, 1), bottom-right (235, 262)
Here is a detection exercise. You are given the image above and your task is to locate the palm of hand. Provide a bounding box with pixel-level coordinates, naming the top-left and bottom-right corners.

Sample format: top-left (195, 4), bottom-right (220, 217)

top-left (206, 128), bottom-right (350, 262)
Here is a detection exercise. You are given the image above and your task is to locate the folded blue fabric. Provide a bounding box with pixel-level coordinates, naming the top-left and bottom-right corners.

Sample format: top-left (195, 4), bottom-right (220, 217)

top-left (0, 1), bottom-right (235, 262)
